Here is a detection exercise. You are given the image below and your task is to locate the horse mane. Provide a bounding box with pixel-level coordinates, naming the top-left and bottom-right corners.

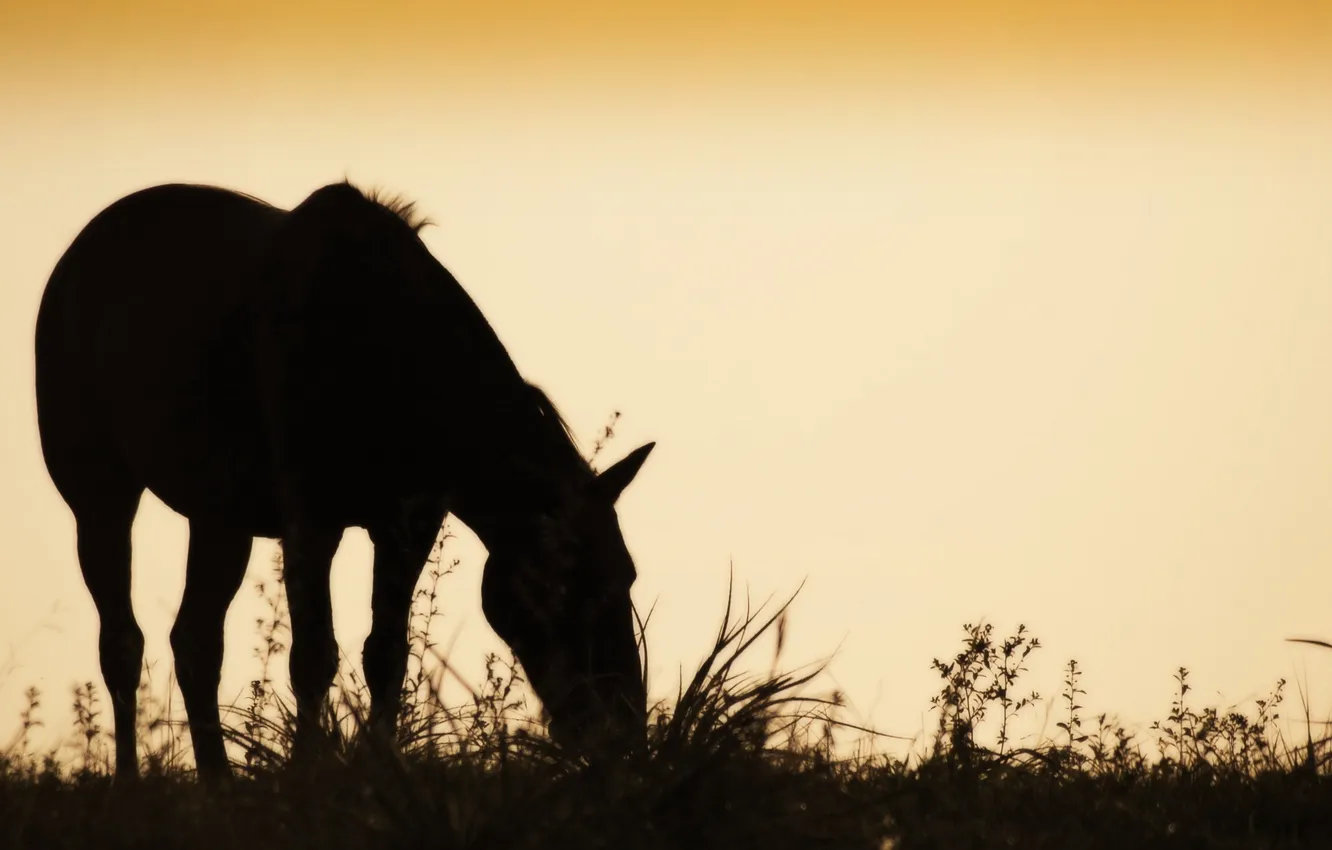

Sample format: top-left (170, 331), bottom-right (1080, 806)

top-left (344, 180), bottom-right (434, 234)
top-left (525, 382), bottom-right (584, 460)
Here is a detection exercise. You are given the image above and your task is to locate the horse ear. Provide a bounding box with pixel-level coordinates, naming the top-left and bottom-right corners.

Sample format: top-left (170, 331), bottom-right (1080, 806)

top-left (593, 442), bottom-right (655, 503)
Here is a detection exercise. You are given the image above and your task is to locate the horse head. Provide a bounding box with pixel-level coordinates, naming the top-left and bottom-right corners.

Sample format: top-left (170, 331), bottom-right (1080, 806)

top-left (480, 442), bottom-right (655, 755)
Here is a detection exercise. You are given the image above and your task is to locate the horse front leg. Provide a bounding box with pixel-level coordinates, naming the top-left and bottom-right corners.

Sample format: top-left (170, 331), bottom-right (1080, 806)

top-left (362, 502), bottom-right (448, 750)
top-left (281, 524), bottom-right (344, 766)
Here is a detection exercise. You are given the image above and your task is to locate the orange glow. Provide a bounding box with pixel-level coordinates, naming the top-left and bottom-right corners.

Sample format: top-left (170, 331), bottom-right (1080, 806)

top-left (3, 0), bottom-right (1330, 81)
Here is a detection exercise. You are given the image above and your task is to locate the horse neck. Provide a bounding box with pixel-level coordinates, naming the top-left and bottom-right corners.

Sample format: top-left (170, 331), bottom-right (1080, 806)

top-left (450, 402), bottom-right (594, 548)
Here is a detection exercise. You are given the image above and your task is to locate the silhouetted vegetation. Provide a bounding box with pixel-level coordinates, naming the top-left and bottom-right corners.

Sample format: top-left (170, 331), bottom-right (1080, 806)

top-left (2, 555), bottom-right (1331, 849)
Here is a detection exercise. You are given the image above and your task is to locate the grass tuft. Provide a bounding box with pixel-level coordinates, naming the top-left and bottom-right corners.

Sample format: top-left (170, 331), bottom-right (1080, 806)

top-left (4, 556), bottom-right (1332, 848)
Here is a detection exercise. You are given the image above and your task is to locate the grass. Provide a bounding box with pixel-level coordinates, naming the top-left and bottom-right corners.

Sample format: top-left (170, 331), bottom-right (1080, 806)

top-left (3, 551), bottom-right (1332, 849)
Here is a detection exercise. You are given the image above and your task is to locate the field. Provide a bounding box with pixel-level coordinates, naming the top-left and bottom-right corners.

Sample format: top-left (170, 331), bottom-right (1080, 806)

top-left (2, 561), bottom-right (1330, 850)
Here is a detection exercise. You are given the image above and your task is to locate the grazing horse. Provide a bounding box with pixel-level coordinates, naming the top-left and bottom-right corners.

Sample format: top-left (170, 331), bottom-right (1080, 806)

top-left (34, 181), bottom-right (655, 780)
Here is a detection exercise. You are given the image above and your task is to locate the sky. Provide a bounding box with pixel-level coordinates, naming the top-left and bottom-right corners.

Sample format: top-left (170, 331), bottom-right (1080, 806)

top-left (2, 1), bottom-right (1332, 759)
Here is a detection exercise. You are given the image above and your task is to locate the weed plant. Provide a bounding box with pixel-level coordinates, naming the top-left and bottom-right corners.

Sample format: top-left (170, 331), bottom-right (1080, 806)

top-left (3, 554), bottom-right (1331, 849)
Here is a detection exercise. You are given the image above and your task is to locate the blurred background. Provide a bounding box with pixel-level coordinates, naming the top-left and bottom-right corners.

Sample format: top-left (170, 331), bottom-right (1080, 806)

top-left (1, 0), bottom-right (1331, 757)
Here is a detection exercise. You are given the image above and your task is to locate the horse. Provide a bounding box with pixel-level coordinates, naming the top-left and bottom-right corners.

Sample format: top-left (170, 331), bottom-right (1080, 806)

top-left (34, 180), bottom-right (655, 780)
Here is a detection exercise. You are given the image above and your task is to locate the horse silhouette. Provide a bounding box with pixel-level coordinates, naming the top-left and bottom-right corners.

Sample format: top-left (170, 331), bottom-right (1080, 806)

top-left (34, 181), bottom-right (655, 780)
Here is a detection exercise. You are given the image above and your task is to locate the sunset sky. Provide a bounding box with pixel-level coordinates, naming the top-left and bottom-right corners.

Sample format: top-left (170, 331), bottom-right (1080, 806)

top-left (2, 1), bottom-right (1331, 758)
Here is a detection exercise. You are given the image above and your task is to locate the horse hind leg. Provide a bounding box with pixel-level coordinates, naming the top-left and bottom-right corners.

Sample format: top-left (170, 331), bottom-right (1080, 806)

top-left (70, 484), bottom-right (145, 778)
top-left (281, 525), bottom-right (344, 765)
top-left (170, 520), bottom-right (252, 781)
